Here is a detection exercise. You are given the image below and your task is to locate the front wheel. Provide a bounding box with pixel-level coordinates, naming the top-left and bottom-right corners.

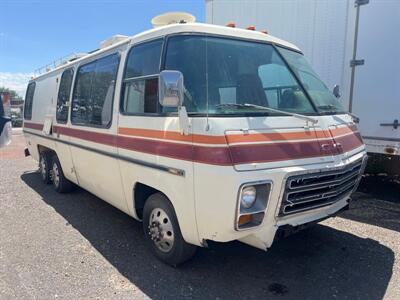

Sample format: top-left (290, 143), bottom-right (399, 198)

top-left (143, 193), bottom-right (196, 266)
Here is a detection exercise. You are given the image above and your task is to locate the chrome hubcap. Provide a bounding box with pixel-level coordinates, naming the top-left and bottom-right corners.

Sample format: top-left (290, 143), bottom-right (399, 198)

top-left (52, 163), bottom-right (60, 187)
top-left (148, 208), bottom-right (174, 252)
top-left (39, 157), bottom-right (46, 178)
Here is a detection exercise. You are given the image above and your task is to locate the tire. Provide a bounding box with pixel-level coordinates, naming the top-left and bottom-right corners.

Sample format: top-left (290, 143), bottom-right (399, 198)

top-left (39, 152), bottom-right (51, 184)
top-left (51, 155), bottom-right (75, 193)
top-left (143, 193), bottom-right (197, 266)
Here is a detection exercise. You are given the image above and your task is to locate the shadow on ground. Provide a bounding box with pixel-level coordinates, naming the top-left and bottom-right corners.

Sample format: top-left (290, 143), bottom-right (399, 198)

top-left (342, 175), bottom-right (400, 232)
top-left (21, 172), bottom-right (394, 300)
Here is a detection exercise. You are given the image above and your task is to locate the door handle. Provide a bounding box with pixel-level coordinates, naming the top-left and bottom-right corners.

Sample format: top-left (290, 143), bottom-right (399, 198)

top-left (380, 119), bottom-right (398, 129)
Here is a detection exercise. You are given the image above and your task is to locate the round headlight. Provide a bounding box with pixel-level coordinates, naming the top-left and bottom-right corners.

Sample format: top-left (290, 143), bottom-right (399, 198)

top-left (241, 186), bottom-right (257, 208)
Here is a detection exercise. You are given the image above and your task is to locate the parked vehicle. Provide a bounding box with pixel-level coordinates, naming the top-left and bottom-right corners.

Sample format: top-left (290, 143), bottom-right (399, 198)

top-left (11, 107), bottom-right (23, 127)
top-left (0, 92), bottom-right (12, 148)
top-left (23, 13), bottom-right (367, 265)
top-left (206, 0), bottom-right (400, 160)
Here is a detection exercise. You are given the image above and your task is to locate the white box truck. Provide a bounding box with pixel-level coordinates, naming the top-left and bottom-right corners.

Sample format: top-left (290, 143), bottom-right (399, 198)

top-left (206, 0), bottom-right (400, 162)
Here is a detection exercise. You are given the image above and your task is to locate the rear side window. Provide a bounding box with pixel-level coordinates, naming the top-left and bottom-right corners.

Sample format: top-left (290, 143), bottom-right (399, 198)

top-left (24, 82), bottom-right (36, 120)
top-left (71, 53), bottom-right (120, 127)
top-left (122, 39), bottom-right (163, 114)
top-left (56, 68), bottom-right (74, 123)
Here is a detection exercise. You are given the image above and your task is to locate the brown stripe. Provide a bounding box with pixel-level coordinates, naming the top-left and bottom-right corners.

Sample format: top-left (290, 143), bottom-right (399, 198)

top-left (229, 140), bottom-right (328, 164)
top-left (54, 126), bottom-right (117, 146)
top-left (334, 132), bottom-right (364, 154)
top-left (118, 124), bottom-right (359, 145)
top-left (32, 123), bottom-right (363, 166)
top-left (24, 122), bottom-right (44, 131)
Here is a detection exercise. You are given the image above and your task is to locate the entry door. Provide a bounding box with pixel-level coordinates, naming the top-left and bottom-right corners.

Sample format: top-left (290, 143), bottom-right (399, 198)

top-left (352, 0), bottom-right (400, 141)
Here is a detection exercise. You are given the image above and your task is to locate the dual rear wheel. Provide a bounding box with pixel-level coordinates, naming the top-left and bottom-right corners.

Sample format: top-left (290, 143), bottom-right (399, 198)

top-left (38, 152), bottom-right (196, 266)
top-left (39, 152), bottom-right (74, 193)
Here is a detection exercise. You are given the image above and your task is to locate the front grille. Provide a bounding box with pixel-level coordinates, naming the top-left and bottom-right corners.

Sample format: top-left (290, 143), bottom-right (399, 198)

top-left (279, 159), bottom-right (365, 216)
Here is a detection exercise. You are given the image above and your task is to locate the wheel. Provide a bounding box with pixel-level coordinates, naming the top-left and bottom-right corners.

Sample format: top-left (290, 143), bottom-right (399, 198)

top-left (143, 193), bottom-right (197, 266)
top-left (51, 155), bottom-right (75, 193)
top-left (39, 152), bottom-right (51, 184)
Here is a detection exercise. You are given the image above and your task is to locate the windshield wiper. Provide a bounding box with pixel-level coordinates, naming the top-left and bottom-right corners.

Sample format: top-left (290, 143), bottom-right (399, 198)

top-left (215, 103), bottom-right (318, 125)
top-left (317, 104), bottom-right (360, 123)
top-left (317, 104), bottom-right (338, 111)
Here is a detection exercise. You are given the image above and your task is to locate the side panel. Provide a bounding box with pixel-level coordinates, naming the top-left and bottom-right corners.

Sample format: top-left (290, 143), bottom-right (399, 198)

top-left (117, 116), bottom-right (199, 246)
top-left (67, 49), bottom-right (127, 213)
top-left (23, 72), bottom-right (60, 161)
top-left (351, 0), bottom-right (400, 153)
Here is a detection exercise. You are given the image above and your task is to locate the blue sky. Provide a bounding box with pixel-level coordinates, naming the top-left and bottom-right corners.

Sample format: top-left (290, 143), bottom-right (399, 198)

top-left (0, 0), bottom-right (205, 96)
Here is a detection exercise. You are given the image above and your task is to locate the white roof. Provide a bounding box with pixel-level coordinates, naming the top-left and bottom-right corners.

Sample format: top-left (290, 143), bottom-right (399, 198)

top-left (32, 22), bottom-right (300, 80)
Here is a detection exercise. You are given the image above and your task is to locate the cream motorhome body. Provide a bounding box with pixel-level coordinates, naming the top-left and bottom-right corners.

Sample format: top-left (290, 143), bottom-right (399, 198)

top-left (23, 15), bottom-right (367, 265)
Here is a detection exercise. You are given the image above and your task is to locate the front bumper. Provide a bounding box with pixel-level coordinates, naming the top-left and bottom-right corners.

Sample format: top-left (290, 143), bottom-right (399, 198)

top-left (237, 154), bottom-right (367, 250)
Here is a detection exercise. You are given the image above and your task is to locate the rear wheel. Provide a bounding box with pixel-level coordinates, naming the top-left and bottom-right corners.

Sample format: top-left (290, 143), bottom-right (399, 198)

top-left (143, 193), bottom-right (196, 266)
top-left (39, 152), bottom-right (51, 184)
top-left (51, 155), bottom-right (74, 193)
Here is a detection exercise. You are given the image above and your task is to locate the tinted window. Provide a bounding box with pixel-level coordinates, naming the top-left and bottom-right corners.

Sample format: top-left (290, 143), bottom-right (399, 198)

top-left (278, 47), bottom-right (345, 114)
top-left (122, 39), bottom-right (163, 114)
top-left (24, 82), bottom-right (36, 120)
top-left (71, 53), bottom-right (119, 127)
top-left (56, 68), bottom-right (74, 123)
top-left (164, 36), bottom-right (315, 115)
top-left (125, 39), bottom-right (163, 78)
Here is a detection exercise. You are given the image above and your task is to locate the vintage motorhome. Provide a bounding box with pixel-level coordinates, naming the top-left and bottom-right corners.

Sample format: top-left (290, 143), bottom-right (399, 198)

top-left (23, 13), bottom-right (367, 265)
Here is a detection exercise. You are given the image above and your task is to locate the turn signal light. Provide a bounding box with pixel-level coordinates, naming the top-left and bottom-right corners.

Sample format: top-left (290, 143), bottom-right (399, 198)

top-left (226, 22), bottom-right (236, 28)
top-left (246, 25), bottom-right (256, 30)
top-left (238, 214), bottom-right (252, 226)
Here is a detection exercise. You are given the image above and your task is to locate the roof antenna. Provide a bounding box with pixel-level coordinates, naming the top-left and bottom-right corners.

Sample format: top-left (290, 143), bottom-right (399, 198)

top-left (151, 12), bottom-right (196, 28)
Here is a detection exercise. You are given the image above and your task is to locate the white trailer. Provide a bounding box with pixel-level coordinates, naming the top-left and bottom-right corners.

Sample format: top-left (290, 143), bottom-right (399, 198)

top-left (206, 0), bottom-right (400, 158)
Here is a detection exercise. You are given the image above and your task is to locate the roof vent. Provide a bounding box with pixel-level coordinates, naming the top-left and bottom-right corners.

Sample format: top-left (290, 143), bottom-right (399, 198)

top-left (100, 34), bottom-right (129, 49)
top-left (151, 12), bottom-right (196, 28)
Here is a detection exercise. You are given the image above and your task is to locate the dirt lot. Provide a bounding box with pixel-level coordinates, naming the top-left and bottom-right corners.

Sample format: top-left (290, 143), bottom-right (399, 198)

top-left (1, 130), bottom-right (399, 299)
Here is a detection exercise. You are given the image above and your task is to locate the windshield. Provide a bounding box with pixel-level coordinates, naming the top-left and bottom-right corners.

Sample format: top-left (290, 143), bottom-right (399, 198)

top-left (164, 35), bottom-right (316, 116)
top-left (277, 47), bottom-right (346, 114)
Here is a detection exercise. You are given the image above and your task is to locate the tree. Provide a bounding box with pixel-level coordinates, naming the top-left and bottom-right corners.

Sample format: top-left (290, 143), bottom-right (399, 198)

top-left (0, 87), bottom-right (22, 99)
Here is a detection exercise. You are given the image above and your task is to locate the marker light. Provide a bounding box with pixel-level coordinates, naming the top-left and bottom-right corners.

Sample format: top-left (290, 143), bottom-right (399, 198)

top-left (260, 29), bottom-right (269, 34)
top-left (246, 25), bottom-right (256, 30)
top-left (226, 22), bottom-right (236, 28)
top-left (238, 214), bottom-right (252, 227)
top-left (241, 186), bottom-right (257, 208)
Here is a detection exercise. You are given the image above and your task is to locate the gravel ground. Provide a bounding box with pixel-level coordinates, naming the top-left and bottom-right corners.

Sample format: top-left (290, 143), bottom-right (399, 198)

top-left (0, 129), bottom-right (399, 300)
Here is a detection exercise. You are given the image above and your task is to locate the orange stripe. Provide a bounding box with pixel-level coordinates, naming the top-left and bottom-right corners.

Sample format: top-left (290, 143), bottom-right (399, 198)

top-left (118, 125), bottom-right (359, 145)
top-left (118, 127), bottom-right (228, 144)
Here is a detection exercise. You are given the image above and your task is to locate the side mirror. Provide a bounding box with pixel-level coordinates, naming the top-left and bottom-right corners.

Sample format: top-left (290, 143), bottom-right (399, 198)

top-left (159, 70), bottom-right (184, 107)
top-left (333, 84), bottom-right (341, 98)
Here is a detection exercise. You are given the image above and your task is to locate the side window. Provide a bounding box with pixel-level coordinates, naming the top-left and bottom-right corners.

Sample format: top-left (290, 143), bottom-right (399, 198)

top-left (71, 53), bottom-right (119, 127)
top-left (122, 39), bottom-right (163, 114)
top-left (56, 68), bottom-right (74, 123)
top-left (24, 82), bottom-right (36, 120)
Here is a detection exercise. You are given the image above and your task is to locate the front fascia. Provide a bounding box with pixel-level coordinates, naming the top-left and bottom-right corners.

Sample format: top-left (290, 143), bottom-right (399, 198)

top-left (191, 114), bottom-right (366, 247)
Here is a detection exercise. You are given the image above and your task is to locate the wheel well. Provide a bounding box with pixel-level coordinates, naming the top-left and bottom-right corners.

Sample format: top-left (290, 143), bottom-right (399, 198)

top-left (134, 182), bottom-right (161, 220)
top-left (37, 145), bottom-right (56, 157)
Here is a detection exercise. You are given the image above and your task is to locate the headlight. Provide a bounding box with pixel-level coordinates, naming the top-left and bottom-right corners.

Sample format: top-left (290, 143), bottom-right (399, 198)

top-left (241, 186), bottom-right (257, 208)
top-left (236, 182), bottom-right (272, 231)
